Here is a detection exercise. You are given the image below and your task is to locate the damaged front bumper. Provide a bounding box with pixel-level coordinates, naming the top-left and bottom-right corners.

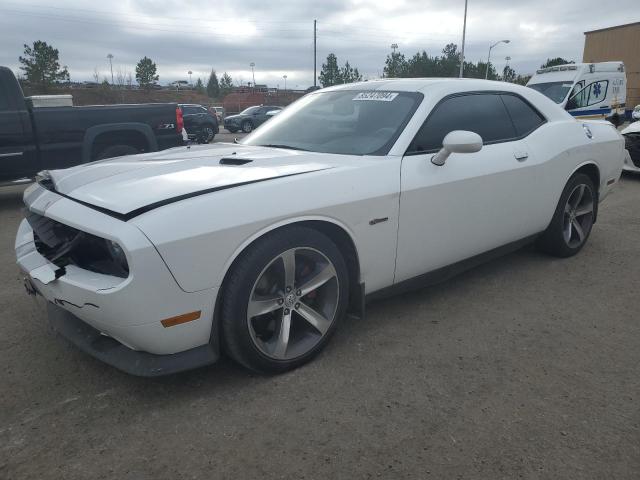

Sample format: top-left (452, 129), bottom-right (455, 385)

top-left (15, 182), bottom-right (220, 376)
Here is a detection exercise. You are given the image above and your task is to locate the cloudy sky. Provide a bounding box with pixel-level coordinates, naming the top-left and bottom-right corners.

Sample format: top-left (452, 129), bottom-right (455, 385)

top-left (0, 0), bottom-right (636, 88)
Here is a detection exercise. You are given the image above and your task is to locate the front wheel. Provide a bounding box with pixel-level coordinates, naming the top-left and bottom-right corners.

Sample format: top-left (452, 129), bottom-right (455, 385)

top-left (537, 173), bottom-right (596, 257)
top-left (241, 120), bottom-right (253, 133)
top-left (221, 226), bottom-right (349, 373)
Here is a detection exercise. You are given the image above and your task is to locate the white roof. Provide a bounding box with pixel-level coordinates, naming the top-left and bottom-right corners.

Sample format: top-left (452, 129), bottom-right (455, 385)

top-left (320, 77), bottom-right (569, 122)
top-left (323, 77), bottom-right (532, 95)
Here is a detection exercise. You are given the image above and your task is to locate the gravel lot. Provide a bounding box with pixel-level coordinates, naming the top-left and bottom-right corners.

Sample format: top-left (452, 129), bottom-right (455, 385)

top-left (1, 174), bottom-right (639, 479)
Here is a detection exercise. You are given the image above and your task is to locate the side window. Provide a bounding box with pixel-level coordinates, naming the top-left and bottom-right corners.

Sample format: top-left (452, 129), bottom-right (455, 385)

top-left (587, 80), bottom-right (608, 105)
top-left (408, 93), bottom-right (516, 153)
top-left (569, 81), bottom-right (609, 109)
top-left (500, 94), bottom-right (545, 137)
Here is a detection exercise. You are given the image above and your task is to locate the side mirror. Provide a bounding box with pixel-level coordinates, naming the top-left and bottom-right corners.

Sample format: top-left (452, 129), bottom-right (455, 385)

top-left (431, 130), bottom-right (483, 166)
top-left (565, 97), bottom-right (577, 110)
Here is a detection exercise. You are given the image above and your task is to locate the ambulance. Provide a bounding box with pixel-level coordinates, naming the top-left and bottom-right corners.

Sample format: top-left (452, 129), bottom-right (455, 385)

top-left (527, 62), bottom-right (626, 124)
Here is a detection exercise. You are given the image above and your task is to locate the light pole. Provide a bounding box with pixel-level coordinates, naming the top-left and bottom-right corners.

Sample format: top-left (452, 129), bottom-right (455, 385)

top-left (283, 75), bottom-right (287, 91)
top-left (107, 53), bottom-right (114, 84)
top-left (188, 70), bottom-right (192, 85)
top-left (485, 39), bottom-right (510, 79)
top-left (391, 43), bottom-right (398, 53)
top-left (250, 62), bottom-right (256, 89)
top-left (458, 0), bottom-right (468, 78)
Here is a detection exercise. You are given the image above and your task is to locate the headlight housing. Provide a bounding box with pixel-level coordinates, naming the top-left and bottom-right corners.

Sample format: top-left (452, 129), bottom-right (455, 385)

top-left (27, 211), bottom-right (130, 278)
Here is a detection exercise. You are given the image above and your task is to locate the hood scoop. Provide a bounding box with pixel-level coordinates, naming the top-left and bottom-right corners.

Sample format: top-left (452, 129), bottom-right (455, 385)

top-left (219, 157), bottom-right (253, 166)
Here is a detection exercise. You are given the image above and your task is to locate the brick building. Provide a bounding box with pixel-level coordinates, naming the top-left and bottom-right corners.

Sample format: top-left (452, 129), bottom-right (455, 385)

top-left (583, 22), bottom-right (640, 115)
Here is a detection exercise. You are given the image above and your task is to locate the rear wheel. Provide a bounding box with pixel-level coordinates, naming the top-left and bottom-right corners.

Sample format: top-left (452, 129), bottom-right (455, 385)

top-left (201, 125), bottom-right (215, 143)
top-left (221, 226), bottom-right (349, 373)
top-left (95, 144), bottom-right (139, 160)
top-left (537, 173), bottom-right (596, 257)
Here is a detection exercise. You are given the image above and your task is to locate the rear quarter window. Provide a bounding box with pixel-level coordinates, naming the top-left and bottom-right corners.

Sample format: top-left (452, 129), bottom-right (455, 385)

top-left (500, 94), bottom-right (546, 137)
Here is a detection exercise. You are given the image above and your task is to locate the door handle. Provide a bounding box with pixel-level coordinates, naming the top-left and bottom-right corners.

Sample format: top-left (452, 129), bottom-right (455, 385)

top-left (0, 152), bottom-right (23, 158)
top-left (514, 151), bottom-right (528, 161)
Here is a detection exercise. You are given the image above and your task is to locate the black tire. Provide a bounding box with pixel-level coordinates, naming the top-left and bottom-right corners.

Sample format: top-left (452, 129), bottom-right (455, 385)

top-left (221, 226), bottom-right (349, 373)
top-left (200, 124), bottom-right (216, 143)
top-left (95, 144), bottom-right (139, 160)
top-left (241, 120), bottom-right (253, 133)
top-left (536, 173), bottom-right (597, 257)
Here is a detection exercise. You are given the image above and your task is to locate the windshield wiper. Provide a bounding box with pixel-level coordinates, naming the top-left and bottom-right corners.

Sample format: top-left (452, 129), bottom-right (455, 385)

top-left (259, 144), bottom-right (310, 152)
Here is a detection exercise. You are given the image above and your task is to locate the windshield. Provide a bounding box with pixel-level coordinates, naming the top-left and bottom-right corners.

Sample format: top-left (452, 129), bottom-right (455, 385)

top-left (528, 81), bottom-right (574, 104)
top-left (241, 90), bottom-right (423, 155)
top-left (240, 106), bottom-right (259, 115)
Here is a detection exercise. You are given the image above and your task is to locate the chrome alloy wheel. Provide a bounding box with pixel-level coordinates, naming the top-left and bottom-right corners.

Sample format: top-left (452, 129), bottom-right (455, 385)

top-left (563, 183), bottom-right (594, 248)
top-left (247, 247), bottom-right (339, 360)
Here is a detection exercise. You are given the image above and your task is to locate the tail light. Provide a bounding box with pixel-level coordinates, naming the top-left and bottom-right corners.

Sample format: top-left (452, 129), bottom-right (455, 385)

top-left (176, 106), bottom-right (184, 132)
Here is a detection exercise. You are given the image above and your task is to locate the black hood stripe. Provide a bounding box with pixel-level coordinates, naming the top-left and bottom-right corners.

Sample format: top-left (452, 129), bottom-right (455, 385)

top-left (49, 167), bottom-right (333, 222)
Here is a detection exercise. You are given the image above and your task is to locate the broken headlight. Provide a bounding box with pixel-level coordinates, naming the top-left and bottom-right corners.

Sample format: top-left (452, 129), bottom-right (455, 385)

top-left (27, 211), bottom-right (130, 278)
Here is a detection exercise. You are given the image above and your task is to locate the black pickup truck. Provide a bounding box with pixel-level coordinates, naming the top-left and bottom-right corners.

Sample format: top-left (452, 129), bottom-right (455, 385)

top-left (0, 66), bottom-right (184, 185)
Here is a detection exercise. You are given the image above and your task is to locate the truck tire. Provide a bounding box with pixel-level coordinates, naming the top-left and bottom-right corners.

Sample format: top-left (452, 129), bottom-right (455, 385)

top-left (95, 144), bottom-right (140, 160)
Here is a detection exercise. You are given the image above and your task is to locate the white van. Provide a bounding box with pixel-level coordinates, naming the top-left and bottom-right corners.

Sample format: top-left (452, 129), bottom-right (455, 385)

top-left (527, 62), bottom-right (626, 124)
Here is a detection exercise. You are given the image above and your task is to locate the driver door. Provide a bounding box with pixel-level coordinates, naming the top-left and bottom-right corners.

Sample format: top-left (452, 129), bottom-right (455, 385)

top-left (395, 92), bottom-right (547, 283)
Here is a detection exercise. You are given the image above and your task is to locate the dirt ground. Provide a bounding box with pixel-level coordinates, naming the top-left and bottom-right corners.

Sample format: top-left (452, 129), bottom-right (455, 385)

top-left (1, 175), bottom-right (639, 479)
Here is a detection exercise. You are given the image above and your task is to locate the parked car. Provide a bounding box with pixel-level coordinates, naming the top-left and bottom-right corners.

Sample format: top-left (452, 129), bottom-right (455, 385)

top-left (527, 62), bottom-right (626, 125)
top-left (621, 121), bottom-right (640, 173)
top-left (16, 79), bottom-right (624, 376)
top-left (210, 106), bottom-right (224, 123)
top-left (224, 105), bottom-right (283, 133)
top-left (170, 80), bottom-right (192, 90)
top-left (0, 66), bottom-right (184, 186)
top-left (179, 104), bottom-right (219, 143)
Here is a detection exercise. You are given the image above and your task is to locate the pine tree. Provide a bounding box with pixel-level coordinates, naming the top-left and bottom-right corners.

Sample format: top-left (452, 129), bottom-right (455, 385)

top-left (19, 40), bottom-right (69, 88)
top-left (206, 70), bottom-right (220, 98)
top-left (319, 53), bottom-right (342, 87)
top-left (219, 72), bottom-right (233, 96)
top-left (135, 56), bottom-right (159, 88)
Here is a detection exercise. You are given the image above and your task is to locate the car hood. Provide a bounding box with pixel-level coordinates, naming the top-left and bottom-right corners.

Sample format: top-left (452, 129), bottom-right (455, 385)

top-left (224, 114), bottom-right (243, 121)
top-left (44, 144), bottom-right (337, 219)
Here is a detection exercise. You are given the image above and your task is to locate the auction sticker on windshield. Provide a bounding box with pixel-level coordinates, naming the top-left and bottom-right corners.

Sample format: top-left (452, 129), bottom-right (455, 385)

top-left (353, 92), bottom-right (399, 102)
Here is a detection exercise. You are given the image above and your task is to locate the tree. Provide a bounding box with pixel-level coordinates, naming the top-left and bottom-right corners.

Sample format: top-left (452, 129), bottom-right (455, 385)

top-left (206, 70), bottom-right (220, 98)
top-left (439, 43), bottom-right (460, 77)
top-left (219, 72), bottom-right (233, 96)
top-left (341, 61), bottom-right (362, 84)
top-left (502, 65), bottom-right (517, 83)
top-left (19, 40), bottom-right (69, 88)
top-left (319, 53), bottom-right (342, 87)
top-left (195, 77), bottom-right (205, 94)
top-left (318, 54), bottom-right (362, 87)
top-left (514, 74), bottom-right (531, 86)
top-left (135, 56), bottom-right (159, 88)
top-left (540, 57), bottom-right (574, 69)
top-left (384, 51), bottom-right (407, 78)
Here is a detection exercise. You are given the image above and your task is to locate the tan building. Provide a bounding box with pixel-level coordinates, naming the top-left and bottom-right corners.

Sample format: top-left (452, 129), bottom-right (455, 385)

top-left (583, 22), bottom-right (640, 116)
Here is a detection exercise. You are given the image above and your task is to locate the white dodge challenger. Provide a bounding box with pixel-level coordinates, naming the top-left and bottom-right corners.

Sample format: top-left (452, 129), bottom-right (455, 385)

top-left (16, 79), bottom-right (624, 376)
